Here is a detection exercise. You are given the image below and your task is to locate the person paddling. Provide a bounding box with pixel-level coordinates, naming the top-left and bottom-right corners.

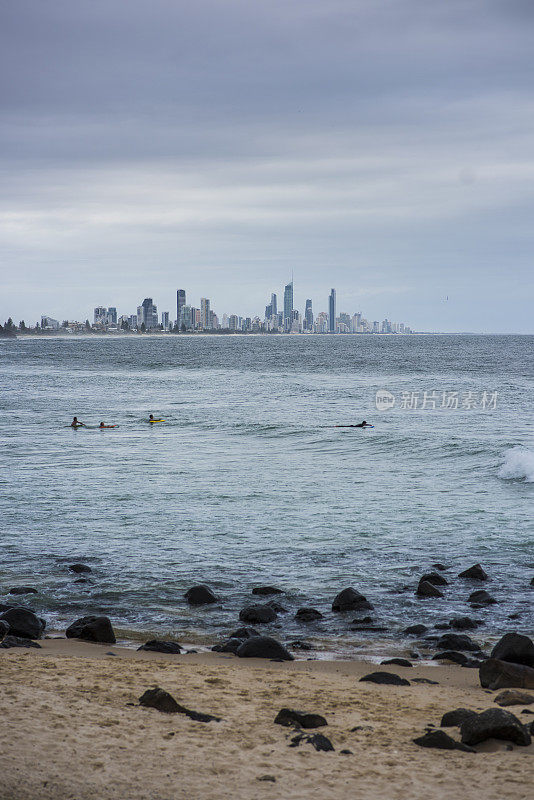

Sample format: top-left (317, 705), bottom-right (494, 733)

top-left (334, 420), bottom-right (373, 428)
top-left (99, 422), bottom-right (117, 428)
top-left (71, 416), bottom-right (86, 428)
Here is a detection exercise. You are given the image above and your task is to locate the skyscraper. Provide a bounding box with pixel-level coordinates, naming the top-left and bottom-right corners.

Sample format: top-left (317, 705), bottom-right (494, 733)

top-left (271, 293), bottom-right (277, 317)
top-left (328, 289), bottom-right (336, 333)
top-left (141, 298), bottom-right (158, 329)
top-left (176, 289), bottom-right (186, 330)
top-left (305, 299), bottom-right (313, 331)
top-left (283, 282), bottom-right (293, 332)
top-left (200, 298), bottom-right (211, 329)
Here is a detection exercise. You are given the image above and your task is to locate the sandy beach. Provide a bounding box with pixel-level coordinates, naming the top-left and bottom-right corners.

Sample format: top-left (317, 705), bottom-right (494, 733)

top-left (1, 639), bottom-right (532, 800)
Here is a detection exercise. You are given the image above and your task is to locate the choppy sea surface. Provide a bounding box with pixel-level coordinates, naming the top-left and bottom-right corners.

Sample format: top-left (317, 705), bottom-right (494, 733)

top-left (0, 334), bottom-right (532, 658)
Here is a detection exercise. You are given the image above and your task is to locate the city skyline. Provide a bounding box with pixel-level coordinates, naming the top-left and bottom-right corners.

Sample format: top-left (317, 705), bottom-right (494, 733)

top-left (1, 2), bottom-right (533, 333)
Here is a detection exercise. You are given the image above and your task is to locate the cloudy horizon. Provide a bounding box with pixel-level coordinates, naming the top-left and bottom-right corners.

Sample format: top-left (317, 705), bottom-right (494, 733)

top-left (1, 0), bottom-right (533, 332)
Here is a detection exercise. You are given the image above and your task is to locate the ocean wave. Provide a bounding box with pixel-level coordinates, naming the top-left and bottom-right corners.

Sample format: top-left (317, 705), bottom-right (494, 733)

top-left (498, 447), bottom-right (534, 482)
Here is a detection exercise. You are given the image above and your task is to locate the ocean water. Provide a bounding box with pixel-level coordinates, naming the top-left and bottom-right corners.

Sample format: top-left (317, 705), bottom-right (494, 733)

top-left (0, 334), bottom-right (533, 657)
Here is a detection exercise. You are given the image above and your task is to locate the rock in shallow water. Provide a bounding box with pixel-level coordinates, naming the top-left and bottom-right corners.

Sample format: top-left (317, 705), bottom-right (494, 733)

top-left (69, 563), bottom-right (92, 574)
top-left (65, 615), bottom-right (116, 644)
top-left (460, 708), bottom-right (531, 746)
top-left (184, 585), bottom-right (217, 605)
top-left (295, 607), bottom-right (323, 622)
top-left (469, 590), bottom-right (497, 606)
top-left (252, 586), bottom-right (283, 596)
top-left (402, 624), bottom-right (428, 635)
top-left (8, 587), bottom-right (38, 595)
top-left (416, 581), bottom-right (444, 598)
top-left (239, 604), bottom-right (277, 623)
top-left (274, 708), bottom-right (327, 728)
top-left (380, 658), bottom-right (413, 668)
top-left (458, 563), bottom-right (488, 581)
top-left (137, 640), bottom-right (182, 654)
top-left (331, 587), bottom-right (373, 612)
top-left (0, 607), bottom-right (45, 640)
top-left (236, 635), bottom-right (293, 661)
top-left (436, 633), bottom-right (481, 652)
top-left (419, 572), bottom-right (449, 587)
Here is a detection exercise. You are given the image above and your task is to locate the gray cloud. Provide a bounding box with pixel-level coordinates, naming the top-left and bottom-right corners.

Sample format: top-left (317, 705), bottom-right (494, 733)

top-left (1, 0), bottom-right (533, 331)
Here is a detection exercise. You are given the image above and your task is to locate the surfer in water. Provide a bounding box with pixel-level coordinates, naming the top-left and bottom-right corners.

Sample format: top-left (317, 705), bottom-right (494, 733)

top-left (335, 420), bottom-right (373, 428)
top-left (99, 422), bottom-right (117, 428)
top-left (71, 416), bottom-right (85, 428)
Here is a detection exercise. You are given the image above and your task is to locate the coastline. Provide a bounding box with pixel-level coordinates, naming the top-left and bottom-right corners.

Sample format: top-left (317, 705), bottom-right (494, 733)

top-left (1, 638), bottom-right (533, 800)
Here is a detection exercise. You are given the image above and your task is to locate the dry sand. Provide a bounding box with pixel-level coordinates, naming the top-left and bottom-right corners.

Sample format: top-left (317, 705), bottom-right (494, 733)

top-left (1, 639), bottom-right (533, 800)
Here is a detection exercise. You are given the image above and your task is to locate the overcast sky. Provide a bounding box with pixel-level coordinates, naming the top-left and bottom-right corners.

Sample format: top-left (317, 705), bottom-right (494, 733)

top-left (1, 0), bottom-right (533, 332)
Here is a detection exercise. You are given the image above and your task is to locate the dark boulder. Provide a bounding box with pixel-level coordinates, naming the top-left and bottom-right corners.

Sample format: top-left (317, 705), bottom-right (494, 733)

top-left (402, 624), bottom-right (428, 635)
top-left (432, 651), bottom-right (469, 665)
top-left (239, 604), bottom-right (277, 624)
top-left (416, 581), bottom-right (444, 598)
top-left (184, 585), bottom-right (217, 606)
top-left (228, 627), bottom-right (259, 639)
top-left (138, 687), bottom-right (221, 721)
top-left (295, 607), bottom-right (323, 622)
top-left (236, 635), bottom-right (293, 661)
top-left (480, 659), bottom-right (534, 690)
top-left (460, 708), bottom-right (531, 746)
top-left (448, 616), bottom-right (483, 631)
top-left (459, 563), bottom-right (488, 580)
top-left (274, 708), bottom-right (327, 728)
top-left (69, 563), bottom-right (92, 574)
top-left (440, 708), bottom-right (478, 727)
top-left (137, 640), bottom-right (182, 654)
top-left (359, 672), bottom-right (410, 686)
top-left (419, 572), bottom-right (448, 587)
top-left (332, 587), bottom-right (373, 612)
top-left (0, 607), bottom-right (45, 639)
top-left (436, 633), bottom-right (480, 652)
top-left (289, 732), bottom-right (334, 752)
top-left (212, 637), bottom-right (242, 654)
top-left (494, 690), bottom-right (534, 707)
top-left (380, 658), bottom-right (413, 668)
top-left (8, 587), bottom-right (38, 595)
top-left (0, 635), bottom-right (42, 649)
top-left (0, 619), bottom-right (9, 639)
top-left (490, 632), bottom-right (534, 667)
top-left (413, 730), bottom-right (475, 752)
top-left (468, 590), bottom-right (496, 606)
top-left (252, 586), bottom-right (283, 596)
top-left (65, 615), bottom-right (116, 644)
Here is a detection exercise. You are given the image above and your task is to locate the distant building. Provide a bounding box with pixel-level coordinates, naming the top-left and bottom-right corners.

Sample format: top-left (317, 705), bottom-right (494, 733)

top-left (140, 298), bottom-right (158, 329)
top-left (229, 314), bottom-right (239, 331)
top-left (93, 306), bottom-right (106, 325)
top-left (176, 290), bottom-right (186, 330)
top-left (304, 299), bottom-right (313, 331)
top-left (328, 289), bottom-right (336, 333)
top-left (41, 315), bottom-right (60, 330)
top-left (161, 311), bottom-right (170, 330)
top-left (271, 293), bottom-right (277, 317)
top-left (200, 298), bottom-right (211, 329)
top-left (283, 282), bottom-right (293, 331)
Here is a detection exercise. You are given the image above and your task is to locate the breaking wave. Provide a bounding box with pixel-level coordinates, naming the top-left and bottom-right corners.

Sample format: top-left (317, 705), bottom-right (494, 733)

top-left (498, 447), bottom-right (534, 482)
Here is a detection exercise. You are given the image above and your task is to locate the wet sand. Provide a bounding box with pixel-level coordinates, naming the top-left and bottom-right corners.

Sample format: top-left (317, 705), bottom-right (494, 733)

top-left (1, 639), bottom-right (532, 800)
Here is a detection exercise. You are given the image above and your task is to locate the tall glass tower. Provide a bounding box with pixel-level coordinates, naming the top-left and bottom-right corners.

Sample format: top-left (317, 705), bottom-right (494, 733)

top-left (271, 293), bottom-right (277, 317)
top-left (305, 299), bottom-right (313, 331)
top-left (328, 289), bottom-right (336, 333)
top-left (176, 289), bottom-right (186, 330)
top-left (283, 282), bottom-right (293, 332)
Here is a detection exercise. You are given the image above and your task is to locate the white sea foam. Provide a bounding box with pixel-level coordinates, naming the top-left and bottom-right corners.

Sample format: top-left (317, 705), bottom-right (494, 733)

top-left (498, 447), bottom-right (534, 482)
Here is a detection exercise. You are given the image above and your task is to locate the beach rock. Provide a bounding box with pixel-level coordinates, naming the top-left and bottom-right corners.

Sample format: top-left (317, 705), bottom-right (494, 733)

top-left (480, 659), bottom-right (534, 690)
top-left (252, 586), bottom-right (283, 596)
top-left (69, 563), bottom-right (92, 574)
top-left (416, 581), bottom-right (444, 598)
top-left (236, 635), bottom-right (293, 661)
top-left (402, 624), bottom-right (428, 635)
top-left (432, 651), bottom-right (469, 665)
top-left (138, 687), bottom-right (221, 722)
top-left (413, 730), bottom-right (475, 752)
top-left (65, 615), bottom-right (116, 644)
top-left (380, 658), bottom-right (413, 668)
top-left (490, 633), bottom-right (534, 667)
top-left (274, 708), bottom-right (327, 728)
top-left (494, 690), bottom-right (534, 707)
top-left (212, 637), bottom-right (242, 654)
top-left (137, 640), bottom-right (182, 654)
top-left (265, 600), bottom-right (288, 613)
top-left (332, 587), bottom-right (373, 612)
top-left (0, 635), bottom-right (42, 649)
top-left (0, 607), bottom-right (45, 639)
top-left (295, 607), bottom-right (323, 622)
top-left (289, 733), bottom-right (334, 752)
top-left (184, 585), bottom-right (217, 605)
top-left (460, 708), bottom-right (531, 746)
top-left (8, 587), bottom-right (38, 595)
top-left (419, 572), bottom-right (449, 587)
top-left (440, 708), bottom-right (478, 727)
top-left (436, 633), bottom-right (480, 652)
top-left (228, 627), bottom-right (259, 639)
top-left (448, 616), bottom-right (482, 631)
top-left (458, 564), bottom-right (488, 581)
top-left (0, 619), bottom-right (9, 640)
top-left (468, 590), bottom-right (497, 605)
top-left (360, 672), bottom-right (410, 686)
top-left (239, 604), bottom-right (277, 623)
